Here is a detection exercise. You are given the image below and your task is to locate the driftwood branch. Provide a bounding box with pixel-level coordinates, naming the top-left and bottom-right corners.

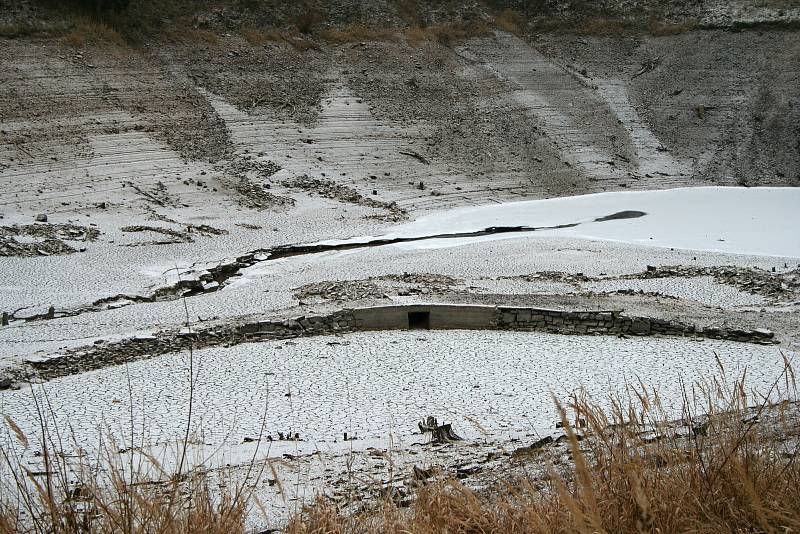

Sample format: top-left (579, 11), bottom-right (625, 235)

top-left (399, 150), bottom-right (430, 165)
top-left (125, 181), bottom-right (166, 206)
top-left (632, 57), bottom-right (660, 79)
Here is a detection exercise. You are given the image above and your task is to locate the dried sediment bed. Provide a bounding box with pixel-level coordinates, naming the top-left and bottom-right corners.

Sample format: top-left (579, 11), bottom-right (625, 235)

top-left (4, 183), bottom-right (797, 330)
top-left (0, 329), bottom-right (793, 528)
top-left (244, 208), bottom-right (645, 270)
top-left (1, 330), bottom-right (789, 470)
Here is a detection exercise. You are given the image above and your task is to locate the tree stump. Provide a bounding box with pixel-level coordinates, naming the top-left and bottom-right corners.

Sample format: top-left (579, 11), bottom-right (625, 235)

top-left (418, 416), bottom-right (463, 444)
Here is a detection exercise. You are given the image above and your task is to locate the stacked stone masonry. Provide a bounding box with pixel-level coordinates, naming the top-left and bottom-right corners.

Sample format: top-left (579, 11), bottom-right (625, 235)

top-left (18, 304), bottom-right (776, 387)
top-left (236, 305), bottom-right (776, 345)
top-left (237, 309), bottom-right (357, 338)
top-left (495, 307), bottom-right (776, 344)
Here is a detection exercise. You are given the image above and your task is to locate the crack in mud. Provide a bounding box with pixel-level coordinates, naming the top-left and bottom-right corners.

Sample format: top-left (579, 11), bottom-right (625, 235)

top-left (2, 211), bottom-right (646, 324)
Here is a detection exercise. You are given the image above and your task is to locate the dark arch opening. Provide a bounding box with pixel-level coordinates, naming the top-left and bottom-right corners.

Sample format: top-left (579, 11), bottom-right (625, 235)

top-left (408, 311), bottom-right (431, 330)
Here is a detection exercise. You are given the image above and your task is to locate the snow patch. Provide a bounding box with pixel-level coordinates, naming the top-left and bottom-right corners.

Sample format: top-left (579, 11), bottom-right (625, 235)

top-left (353, 187), bottom-right (800, 258)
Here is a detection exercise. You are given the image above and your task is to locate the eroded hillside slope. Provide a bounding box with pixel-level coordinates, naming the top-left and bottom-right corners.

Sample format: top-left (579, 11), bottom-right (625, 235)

top-left (0, 0), bottom-right (798, 374)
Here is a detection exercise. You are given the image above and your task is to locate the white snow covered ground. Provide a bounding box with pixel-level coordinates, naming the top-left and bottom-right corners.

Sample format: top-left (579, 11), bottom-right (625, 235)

top-left (329, 187), bottom-right (800, 258)
top-left (1, 330), bottom-right (791, 460)
top-left (1, 330), bottom-right (793, 525)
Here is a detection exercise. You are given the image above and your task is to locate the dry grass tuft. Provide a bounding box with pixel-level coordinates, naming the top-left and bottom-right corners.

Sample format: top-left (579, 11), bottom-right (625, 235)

top-left (576, 17), bottom-right (629, 36)
top-left (240, 26), bottom-right (321, 51)
top-left (63, 28), bottom-right (86, 47)
top-left (0, 402), bottom-right (251, 533)
top-left (240, 25), bottom-right (287, 45)
top-left (288, 358), bottom-right (800, 533)
top-left (403, 21), bottom-right (492, 46)
top-left (494, 8), bottom-right (525, 35)
top-left (320, 24), bottom-right (399, 43)
top-left (0, 22), bottom-right (44, 38)
top-left (62, 18), bottom-right (126, 47)
top-left (1, 350), bottom-right (796, 533)
top-left (0, 296), bottom-right (258, 533)
top-left (241, 25), bottom-right (269, 45)
top-left (402, 25), bottom-right (428, 45)
top-left (170, 28), bottom-right (219, 45)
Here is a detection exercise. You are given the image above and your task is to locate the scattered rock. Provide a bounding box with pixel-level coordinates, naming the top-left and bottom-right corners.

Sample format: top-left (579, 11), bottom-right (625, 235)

top-left (512, 436), bottom-right (554, 458)
top-left (282, 175), bottom-right (406, 221)
top-left (1, 223), bottom-right (99, 257)
top-left (222, 156), bottom-right (294, 210)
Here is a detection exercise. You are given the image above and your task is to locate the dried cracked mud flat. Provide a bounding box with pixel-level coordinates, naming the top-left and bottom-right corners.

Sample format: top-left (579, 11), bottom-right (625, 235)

top-left (2, 4), bottom-right (800, 528)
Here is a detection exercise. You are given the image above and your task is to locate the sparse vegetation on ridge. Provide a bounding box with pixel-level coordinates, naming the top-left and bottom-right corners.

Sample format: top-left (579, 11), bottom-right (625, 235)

top-left (5, 0), bottom-right (799, 47)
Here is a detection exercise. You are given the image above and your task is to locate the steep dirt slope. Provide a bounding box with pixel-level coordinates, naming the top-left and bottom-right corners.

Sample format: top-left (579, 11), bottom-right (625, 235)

top-left (537, 30), bottom-right (800, 186)
top-left (3, 26), bottom-right (797, 224)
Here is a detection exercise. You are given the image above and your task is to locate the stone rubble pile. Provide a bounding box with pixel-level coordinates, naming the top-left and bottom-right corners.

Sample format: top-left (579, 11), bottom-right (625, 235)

top-left (294, 280), bottom-right (387, 302)
top-left (294, 273), bottom-right (461, 302)
top-left (282, 175), bottom-right (407, 221)
top-left (630, 265), bottom-right (800, 301)
top-left (505, 271), bottom-right (597, 286)
top-left (0, 223), bottom-right (99, 257)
